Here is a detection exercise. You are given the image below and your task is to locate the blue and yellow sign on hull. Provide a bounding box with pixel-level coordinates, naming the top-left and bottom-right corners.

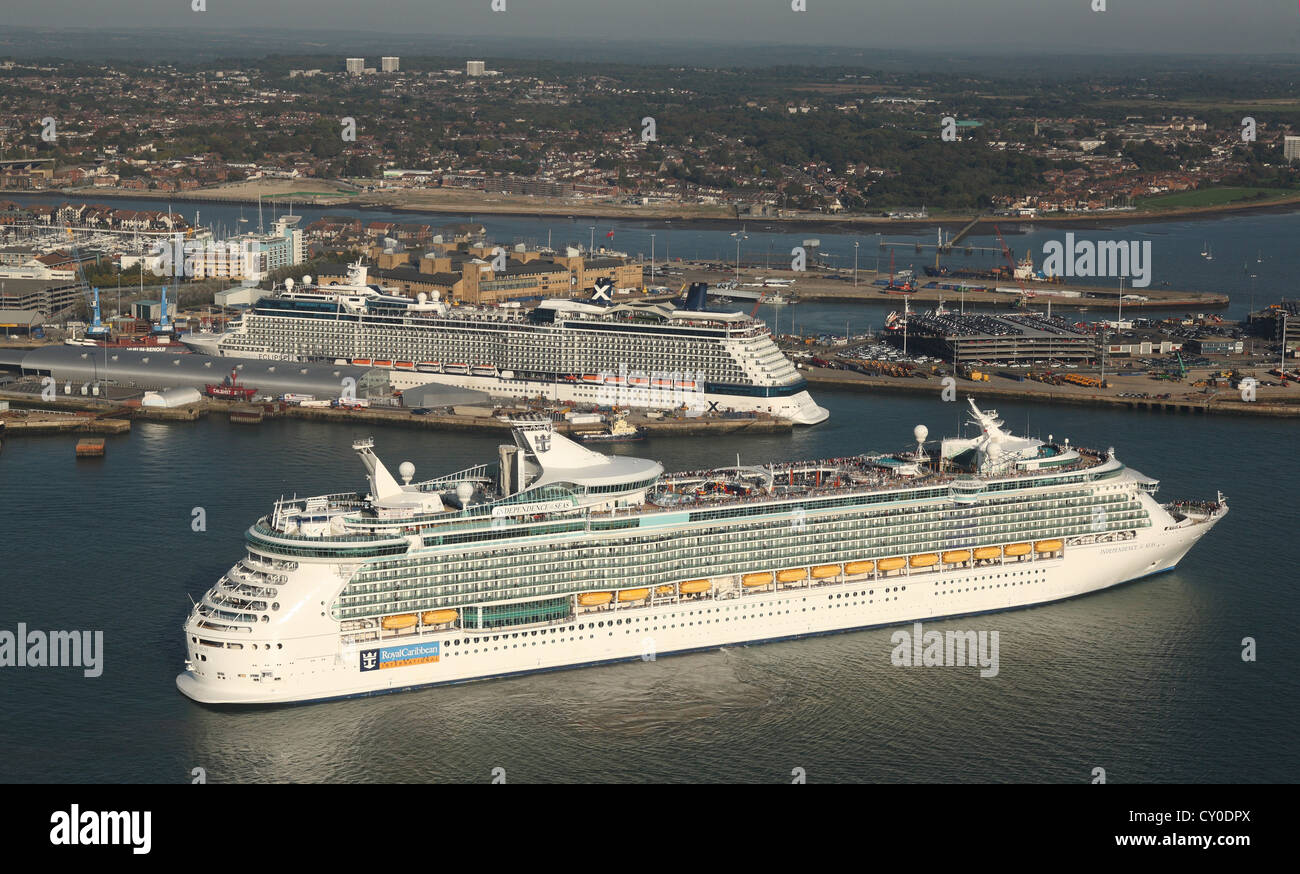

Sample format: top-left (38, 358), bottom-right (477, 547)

top-left (360, 641), bottom-right (440, 671)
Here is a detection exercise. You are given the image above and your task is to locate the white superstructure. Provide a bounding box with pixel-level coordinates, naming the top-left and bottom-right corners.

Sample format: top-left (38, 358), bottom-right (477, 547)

top-left (183, 262), bottom-right (829, 424)
top-left (177, 402), bottom-right (1226, 706)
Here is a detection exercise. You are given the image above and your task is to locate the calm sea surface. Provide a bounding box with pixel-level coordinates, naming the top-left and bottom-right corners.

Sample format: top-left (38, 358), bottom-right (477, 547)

top-left (1, 207), bottom-right (1298, 782)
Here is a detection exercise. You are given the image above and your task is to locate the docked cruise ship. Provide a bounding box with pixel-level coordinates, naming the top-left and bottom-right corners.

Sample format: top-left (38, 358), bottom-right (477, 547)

top-left (177, 401), bottom-right (1226, 705)
top-left (182, 261), bottom-right (829, 424)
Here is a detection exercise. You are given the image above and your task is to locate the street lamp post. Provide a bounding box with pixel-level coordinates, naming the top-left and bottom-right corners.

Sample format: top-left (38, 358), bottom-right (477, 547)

top-left (589, 226), bottom-right (595, 254)
top-left (853, 241), bottom-right (859, 288)
top-left (650, 233), bottom-right (656, 284)
top-left (731, 231), bottom-right (748, 283)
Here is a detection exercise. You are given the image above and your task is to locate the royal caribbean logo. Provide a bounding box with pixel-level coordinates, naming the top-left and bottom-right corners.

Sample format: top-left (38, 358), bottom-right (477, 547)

top-left (360, 641), bottom-right (440, 671)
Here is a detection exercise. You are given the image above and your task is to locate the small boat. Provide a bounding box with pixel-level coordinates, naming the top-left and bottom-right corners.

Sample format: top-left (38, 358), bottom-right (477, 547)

top-left (382, 614), bottom-right (417, 630)
top-left (973, 546), bottom-right (1002, 561)
top-left (844, 560), bottom-right (875, 575)
top-left (75, 438), bottom-right (105, 458)
top-left (1035, 539), bottom-right (1064, 553)
top-left (352, 358), bottom-right (372, 366)
top-left (578, 592), bottom-right (613, 607)
top-left (1004, 542), bottom-right (1032, 557)
top-left (679, 579), bottom-right (711, 594)
top-left (617, 588), bottom-right (650, 602)
top-left (811, 564), bottom-right (842, 579)
top-left (909, 553), bottom-right (939, 568)
top-left (942, 550), bottom-right (971, 564)
top-left (742, 572), bottom-right (774, 587)
top-left (576, 415), bottom-right (646, 443)
top-left (877, 557), bottom-right (906, 572)
top-left (777, 568), bottom-right (808, 583)
top-left (421, 609), bottom-right (458, 625)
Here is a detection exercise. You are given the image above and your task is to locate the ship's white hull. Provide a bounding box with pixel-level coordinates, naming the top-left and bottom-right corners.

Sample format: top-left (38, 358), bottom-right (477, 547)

top-left (386, 370), bottom-right (829, 425)
top-left (176, 512), bottom-right (1219, 706)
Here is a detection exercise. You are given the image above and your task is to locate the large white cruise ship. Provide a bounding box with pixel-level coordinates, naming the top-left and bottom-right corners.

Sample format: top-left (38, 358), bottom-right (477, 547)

top-left (177, 400), bottom-right (1226, 706)
top-left (183, 261), bottom-right (829, 424)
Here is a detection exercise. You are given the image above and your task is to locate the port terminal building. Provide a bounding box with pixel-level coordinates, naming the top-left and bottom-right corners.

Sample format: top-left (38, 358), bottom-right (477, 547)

top-left (890, 311), bottom-right (1096, 365)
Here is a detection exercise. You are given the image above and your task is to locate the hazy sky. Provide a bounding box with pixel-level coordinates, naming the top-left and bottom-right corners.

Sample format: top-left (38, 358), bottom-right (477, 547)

top-left (3, 1), bottom-right (1298, 55)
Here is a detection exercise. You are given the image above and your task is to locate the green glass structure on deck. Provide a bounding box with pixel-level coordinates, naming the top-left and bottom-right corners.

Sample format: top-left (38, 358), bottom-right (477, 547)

top-left (465, 597), bottom-right (571, 629)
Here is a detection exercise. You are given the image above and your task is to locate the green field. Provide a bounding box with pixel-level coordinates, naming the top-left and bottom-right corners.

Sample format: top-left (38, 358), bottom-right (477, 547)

top-left (1134, 187), bottom-right (1294, 211)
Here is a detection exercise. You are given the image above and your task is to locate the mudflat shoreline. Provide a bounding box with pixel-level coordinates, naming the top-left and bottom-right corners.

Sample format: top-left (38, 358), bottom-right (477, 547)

top-left (6, 184), bottom-right (1299, 233)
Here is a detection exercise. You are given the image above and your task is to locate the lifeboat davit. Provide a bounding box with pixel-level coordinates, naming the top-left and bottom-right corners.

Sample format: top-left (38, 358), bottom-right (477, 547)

top-left (1035, 539), bottom-right (1064, 553)
top-left (421, 609), bottom-right (458, 625)
top-left (1004, 542), bottom-right (1032, 557)
top-left (382, 613), bottom-right (418, 630)
top-left (618, 588), bottom-right (650, 602)
top-left (812, 564), bottom-right (842, 579)
top-left (578, 592), bottom-right (613, 607)
top-left (973, 546), bottom-right (1002, 561)
top-left (942, 550), bottom-right (971, 564)
top-left (742, 572), bottom-right (773, 587)
top-left (877, 557), bottom-right (906, 572)
top-left (910, 553), bottom-right (939, 568)
top-left (679, 579), bottom-right (711, 594)
top-left (777, 568), bottom-right (808, 583)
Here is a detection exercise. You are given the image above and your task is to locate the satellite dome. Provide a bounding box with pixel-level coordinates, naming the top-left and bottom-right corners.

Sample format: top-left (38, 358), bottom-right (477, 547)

top-left (913, 424), bottom-right (929, 444)
top-left (456, 482), bottom-right (475, 505)
top-left (302, 274), bottom-right (313, 286)
top-left (399, 461), bottom-right (415, 484)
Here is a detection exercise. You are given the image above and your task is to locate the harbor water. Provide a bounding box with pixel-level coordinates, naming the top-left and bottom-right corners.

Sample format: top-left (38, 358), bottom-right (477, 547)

top-left (1, 390), bottom-right (1296, 782)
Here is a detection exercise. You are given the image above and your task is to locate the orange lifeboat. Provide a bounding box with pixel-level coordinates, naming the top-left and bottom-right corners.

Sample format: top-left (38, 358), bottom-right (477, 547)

top-left (844, 560), bottom-right (875, 575)
top-left (777, 568), bottom-right (808, 583)
top-left (812, 564), bottom-right (842, 579)
top-left (942, 550), bottom-right (971, 564)
top-left (578, 592), bottom-right (613, 607)
top-left (655, 585), bottom-right (676, 595)
top-left (421, 609), bottom-right (458, 625)
top-left (1035, 539), bottom-right (1064, 553)
top-left (382, 613), bottom-right (417, 630)
top-left (1004, 543), bottom-right (1032, 557)
top-left (679, 579), bottom-right (711, 594)
top-left (877, 557), bottom-right (906, 572)
top-left (618, 588), bottom-right (650, 602)
top-left (742, 572), bottom-right (774, 587)
top-left (910, 553), bottom-right (939, 568)
top-left (973, 546), bottom-right (1002, 561)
